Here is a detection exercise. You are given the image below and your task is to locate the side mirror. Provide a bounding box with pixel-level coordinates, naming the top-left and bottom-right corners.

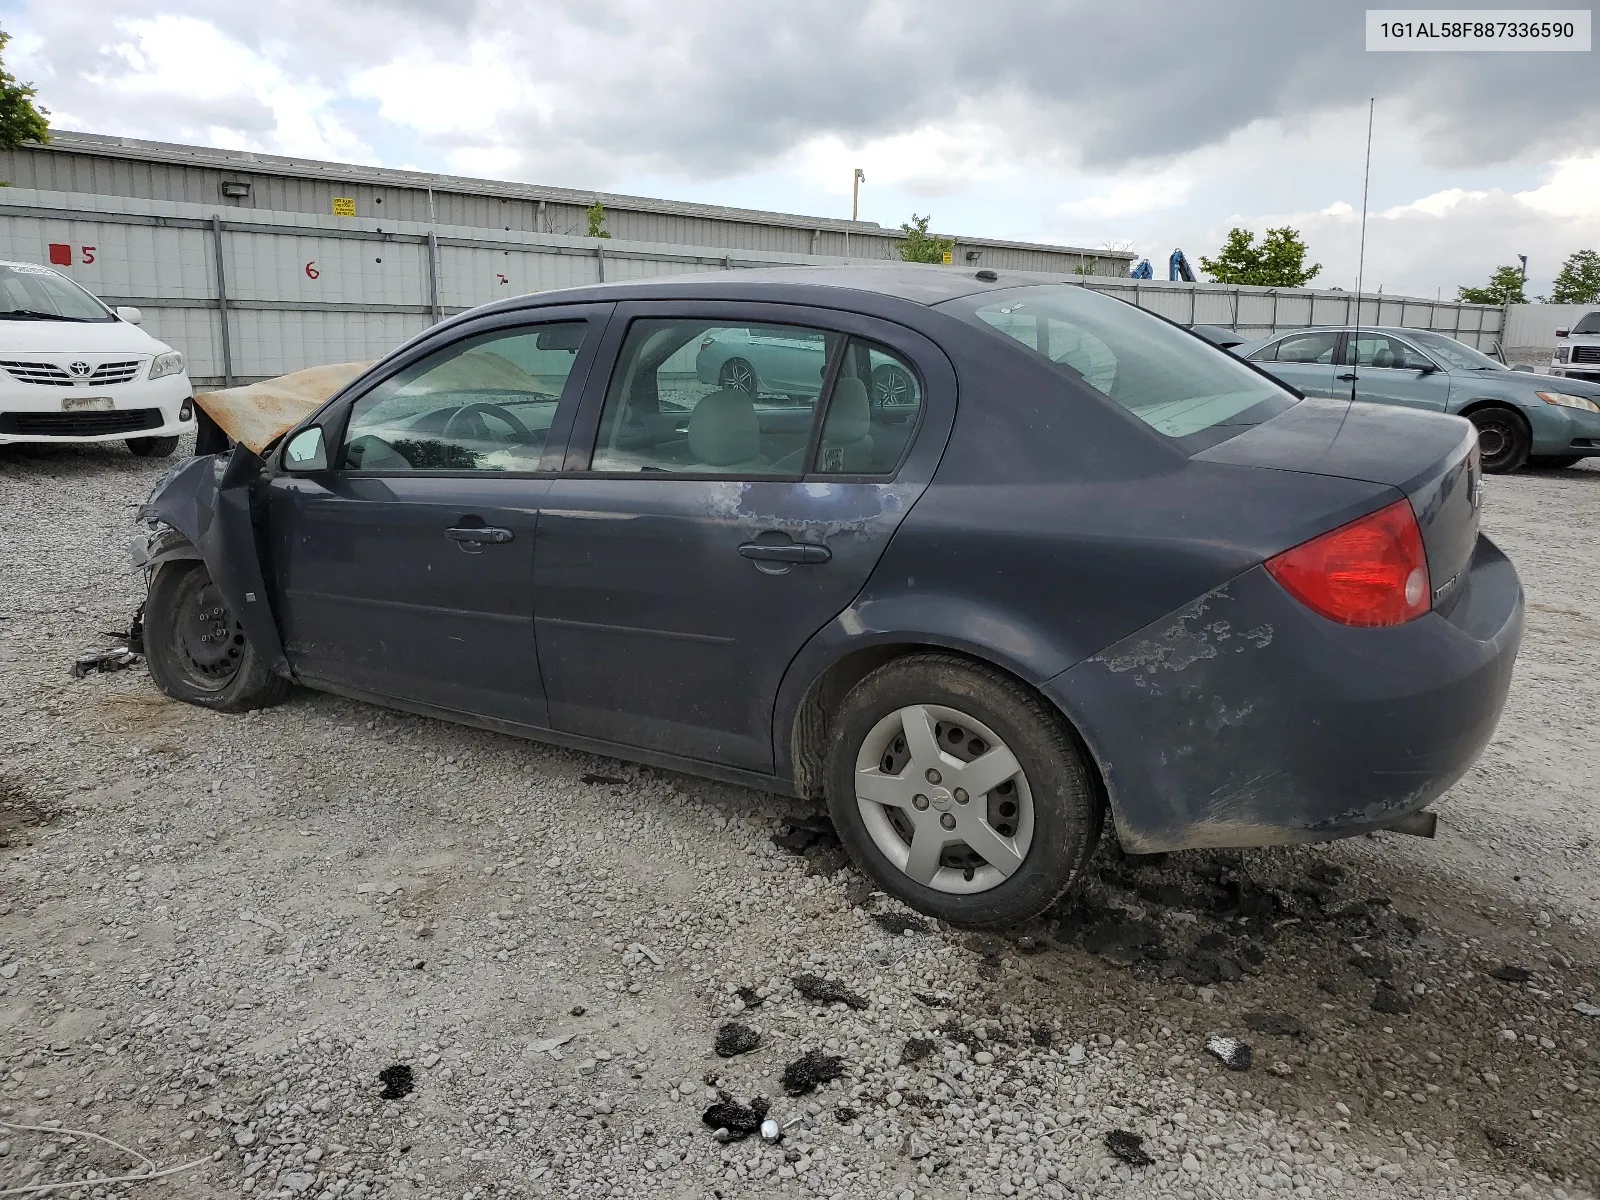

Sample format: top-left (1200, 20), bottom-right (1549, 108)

top-left (1415, 361), bottom-right (1438, 374)
top-left (115, 306), bottom-right (143, 325)
top-left (1555, 328), bottom-right (1569, 338)
top-left (1512, 364), bottom-right (1537, 372)
top-left (283, 426), bottom-right (329, 472)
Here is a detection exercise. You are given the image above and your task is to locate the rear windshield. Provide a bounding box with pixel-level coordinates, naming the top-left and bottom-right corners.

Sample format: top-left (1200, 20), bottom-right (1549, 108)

top-left (1573, 312), bottom-right (1600, 335)
top-left (941, 284), bottom-right (1295, 452)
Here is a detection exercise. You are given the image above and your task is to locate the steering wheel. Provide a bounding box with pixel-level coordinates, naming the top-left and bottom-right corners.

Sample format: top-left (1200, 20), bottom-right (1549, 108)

top-left (441, 401), bottom-right (533, 443)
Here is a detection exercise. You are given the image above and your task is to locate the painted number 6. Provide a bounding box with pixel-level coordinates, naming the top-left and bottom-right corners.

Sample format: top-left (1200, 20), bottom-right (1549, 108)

top-left (305, 261), bottom-right (320, 280)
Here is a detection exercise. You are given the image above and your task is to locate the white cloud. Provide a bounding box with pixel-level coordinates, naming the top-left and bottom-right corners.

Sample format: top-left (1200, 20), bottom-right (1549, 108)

top-left (1515, 153), bottom-right (1600, 219)
top-left (1058, 177), bottom-right (1193, 220)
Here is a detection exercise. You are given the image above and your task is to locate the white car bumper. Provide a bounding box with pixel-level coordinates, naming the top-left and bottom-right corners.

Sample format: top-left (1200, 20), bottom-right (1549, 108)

top-left (0, 373), bottom-right (195, 445)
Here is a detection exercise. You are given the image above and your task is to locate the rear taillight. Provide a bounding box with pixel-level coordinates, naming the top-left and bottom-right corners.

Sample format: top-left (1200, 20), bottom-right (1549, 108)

top-left (1265, 499), bottom-right (1430, 627)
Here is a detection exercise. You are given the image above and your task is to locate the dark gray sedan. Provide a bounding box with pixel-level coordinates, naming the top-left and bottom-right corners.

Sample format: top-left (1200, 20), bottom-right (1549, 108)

top-left (133, 267), bottom-right (1523, 928)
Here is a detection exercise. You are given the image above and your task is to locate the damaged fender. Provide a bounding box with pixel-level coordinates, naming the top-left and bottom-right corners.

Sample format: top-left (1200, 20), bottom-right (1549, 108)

top-left (135, 446), bottom-right (290, 678)
top-left (1040, 543), bottom-right (1521, 853)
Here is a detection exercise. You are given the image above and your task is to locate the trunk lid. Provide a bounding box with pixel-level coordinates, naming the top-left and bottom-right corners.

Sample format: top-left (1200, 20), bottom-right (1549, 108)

top-left (1195, 398), bottom-right (1481, 612)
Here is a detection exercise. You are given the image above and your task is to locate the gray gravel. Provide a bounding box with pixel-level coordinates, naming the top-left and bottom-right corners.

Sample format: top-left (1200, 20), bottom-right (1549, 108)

top-left (1, 438), bottom-right (1597, 1200)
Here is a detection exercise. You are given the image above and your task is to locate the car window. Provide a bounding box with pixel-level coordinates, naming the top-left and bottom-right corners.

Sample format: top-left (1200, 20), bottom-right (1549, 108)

top-left (0, 264), bottom-right (115, 322)
top-left (341, 321), bottom-right (589, 472)
top-left (1571, 312), bottom-right (1600, 335)
top-left (944, 284), bottom-right (1294, 451)
top-left (813, 338), bottom-right (923, 475)
top-left (591, 318), bottom-right (842, 475)
top-left (1345, 333), bottom-right (1432, 370)
top-left (1264, 331), bottom-right (1339, 364)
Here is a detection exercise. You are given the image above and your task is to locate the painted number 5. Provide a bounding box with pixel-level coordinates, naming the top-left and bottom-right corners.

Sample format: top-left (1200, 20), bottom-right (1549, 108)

top-left (305, 261), bottom-right (320, 279)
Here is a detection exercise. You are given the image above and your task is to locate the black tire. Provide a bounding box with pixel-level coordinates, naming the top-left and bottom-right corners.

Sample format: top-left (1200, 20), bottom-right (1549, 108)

top-left (717, 358), bottom-right (757, 395)
top-left (824, 653), bottom-right (1101, 929)
top-left (128, 435), bottom-right (181, 458)
top-left (1467, 407), bottom-right (1530, 474)
top-left (1528, 454), bottom-right (1583, 469)
top-left (144, 561), bottom-right (291, 712)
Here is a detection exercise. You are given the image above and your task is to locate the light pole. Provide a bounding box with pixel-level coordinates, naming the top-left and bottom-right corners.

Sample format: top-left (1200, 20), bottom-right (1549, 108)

top-left (851, 168), bottom-right (865, 222)
top-left (1518, 254), bottom-right (1528, 287)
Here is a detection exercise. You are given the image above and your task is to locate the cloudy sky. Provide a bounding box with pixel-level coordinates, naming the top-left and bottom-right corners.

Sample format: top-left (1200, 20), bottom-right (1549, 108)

top-left (7, 0), bottom-right (1599, 298)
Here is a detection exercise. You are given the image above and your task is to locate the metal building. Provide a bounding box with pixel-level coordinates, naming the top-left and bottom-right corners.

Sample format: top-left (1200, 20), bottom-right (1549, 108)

top-left (0, 131), bottom-right (1133, 276)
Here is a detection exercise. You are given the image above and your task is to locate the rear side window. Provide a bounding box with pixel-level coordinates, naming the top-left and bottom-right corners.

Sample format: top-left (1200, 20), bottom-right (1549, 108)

top-left (341, 321), bottom-right (589, 471)
top-left (814, 338), bottom-right (923, 475)
top-left (1252, 331), bottom-right (1338, 364)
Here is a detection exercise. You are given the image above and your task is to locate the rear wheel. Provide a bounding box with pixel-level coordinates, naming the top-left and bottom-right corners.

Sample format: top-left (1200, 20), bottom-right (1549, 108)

top-left (1528, 454), bottom-right (1583, 469)
top-left (1467, 407), bottom-right (1530, 474)
top-left (128, 435), bottom-right (180, 458)
top-left (825, 654), bottom-right (1101, 928)
top-left (718, 358), bottom-right (757, 395)
top-left (144, 561), bottom-right (291, 712)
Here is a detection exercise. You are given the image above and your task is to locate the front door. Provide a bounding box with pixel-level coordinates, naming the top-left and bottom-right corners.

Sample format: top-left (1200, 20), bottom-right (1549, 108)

top-left (1246, 329), bottom-right (1341, 398)
top-left (264, 310), bottom-right (607, 726)
top-left (532, 304), bottom-right (940, 771)
top-left (1340, 332), bottom-right (1454, 412)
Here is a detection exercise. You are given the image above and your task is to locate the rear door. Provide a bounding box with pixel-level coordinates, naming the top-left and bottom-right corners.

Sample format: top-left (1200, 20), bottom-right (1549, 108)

top-left (1340, 332), bottom-right (1453, 412)
top-left (263, 306), bottom-right (609, 726)
top-left (531, 300), bottom-right (951, 771)
top-left (1244, 330), bottom-right (1340, 398)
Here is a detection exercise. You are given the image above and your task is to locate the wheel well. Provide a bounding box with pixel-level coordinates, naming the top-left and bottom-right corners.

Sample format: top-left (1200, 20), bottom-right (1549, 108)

top-left (1458, 399), bottom-right (1530, 429)
top-left (787, 643), bottom-right (1111, 822)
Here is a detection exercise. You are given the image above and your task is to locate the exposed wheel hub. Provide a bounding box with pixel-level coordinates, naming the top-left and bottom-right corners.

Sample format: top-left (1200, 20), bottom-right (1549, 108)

top-left (177, 581), bottom-right (245, 685)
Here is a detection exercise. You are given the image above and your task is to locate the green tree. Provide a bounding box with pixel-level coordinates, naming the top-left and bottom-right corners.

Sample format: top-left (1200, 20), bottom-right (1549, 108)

top-left (1549, 250), bottom-right (1600, 304)
top-left (0, 27), bottom-right (50, 151)
top-left (1457, 265), bottom-right (1525, 305)
top-left (897, 214), bottom-right (953, 264)
top-left (1199, 227), bottom-right (1321, 287)
top-left (586, 201), bottom-right (610, 239)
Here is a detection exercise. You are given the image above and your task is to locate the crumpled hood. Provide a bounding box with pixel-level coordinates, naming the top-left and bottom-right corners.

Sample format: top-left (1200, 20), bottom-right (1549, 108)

top-left (194, 361), bottom-right (372, 453)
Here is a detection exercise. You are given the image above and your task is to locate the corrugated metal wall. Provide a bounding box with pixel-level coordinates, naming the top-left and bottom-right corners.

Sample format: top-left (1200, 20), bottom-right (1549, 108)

top-left (0, 187), bottom-right (1504, 387)
top-left (0, 132), bottom-right (1135, 277)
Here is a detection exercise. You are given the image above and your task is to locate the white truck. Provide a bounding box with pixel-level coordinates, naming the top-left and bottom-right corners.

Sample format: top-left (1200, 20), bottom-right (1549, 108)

top-left (1551, 310), bottom-right (1600, 385)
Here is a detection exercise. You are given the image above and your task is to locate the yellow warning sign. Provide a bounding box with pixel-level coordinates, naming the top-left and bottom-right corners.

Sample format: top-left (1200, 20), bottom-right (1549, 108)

top-left (941, 250), bottom-right (953, 265)
top-left (332, 197), bottom-right (357, 217)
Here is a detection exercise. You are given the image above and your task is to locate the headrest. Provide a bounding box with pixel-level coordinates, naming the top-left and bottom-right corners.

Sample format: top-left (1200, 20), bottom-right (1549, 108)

top-left (1371, 348), bottom-right (1395, 368)
top-left (688, 389), bottom-right (760, 466)
top-left (824, 377), bottom-right (872, 444)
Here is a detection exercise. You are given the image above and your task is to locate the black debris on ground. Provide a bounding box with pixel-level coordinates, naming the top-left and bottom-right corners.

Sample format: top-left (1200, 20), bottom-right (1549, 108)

top-left (1030, 1025), bottom-right (1054, 1048)
top-left (1484, 1126), bottom-right (1519, 1151)
top-left (1243, 1011), bottom-right (1306, 1038)
top-left (569, 1004), bottom-right (586, 1016)
top-left (378, 1064), bottom-right (414, 1100)
top-left (1307, 862), bottom-right (1346, 886)
top-left (843, 878), bottom-right (876, 908)
top-left (1205, 1036), bottom-right (1253, 1071)
top-left (1490, 965), bottom-right (1533, 983)
top-left (781, 1051), bottom-right (844, 1096)
top-left (1014, 935), bottom-right (1045, 955)
top-left (1349, 954), bottom-right (1394, 980)
top-left (772, 828), bottom-right (821, 855)
top-left (701, 1092), bottom-right (770, 1141)
top-left (835, 1107), bottom-right (858, 1124)
top-left (1104, 1129), bottom-right (1154, 1166)
top-left (735, 986), bottom-right (765, 1008)
top-left (1081, 913), bottom-right (1165, 966)
top-left (901, 1037), bottom-right (936, 1064)
top-left (912, 992), bottom-right (950, 1007)
top-left (579, 772), bottom-right (627, 786)
top-left (870, 911), bottom-right (929, 937)
top-left (939, 1021), bottom-right (983, 1054)
top-left (1372, 986), bottom-right (1415, 1015)
top-left (714, 1023), bottom-right (761, 1058)
top-left (792, 974), bottom-right (867, 1010)
top-left (803, 843), bottom-right (850, 877)
top-left (70, 644), bottom-right (141, 678)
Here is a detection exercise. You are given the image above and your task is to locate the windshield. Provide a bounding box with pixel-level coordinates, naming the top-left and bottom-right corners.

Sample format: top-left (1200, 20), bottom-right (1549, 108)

top-left (0, 264), bottom-right (115, 322)
top-left (942, 284), bottom-right (1295, 451)
top-left (1405, 330), bottom-right (1503, 371)
top-left (1572, 312), bottom-right (1600, 335)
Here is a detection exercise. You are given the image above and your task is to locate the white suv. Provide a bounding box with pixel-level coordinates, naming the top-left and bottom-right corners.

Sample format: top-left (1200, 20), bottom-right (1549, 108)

top-left (1551, 310), bottom-right (1600, 386)
top-left (0, 260), bottom-right (195, 457)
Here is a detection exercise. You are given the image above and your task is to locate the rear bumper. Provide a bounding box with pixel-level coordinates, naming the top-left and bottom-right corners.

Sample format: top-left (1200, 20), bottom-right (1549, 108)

top-left (1043, 535), bottom-right (1523, 853)
top-left (0, 375), bottom-right (194, 445)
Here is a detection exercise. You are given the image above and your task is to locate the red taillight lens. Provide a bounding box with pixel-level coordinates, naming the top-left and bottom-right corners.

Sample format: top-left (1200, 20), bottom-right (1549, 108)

top-left (1265, 499), bottom-right (1431, 627)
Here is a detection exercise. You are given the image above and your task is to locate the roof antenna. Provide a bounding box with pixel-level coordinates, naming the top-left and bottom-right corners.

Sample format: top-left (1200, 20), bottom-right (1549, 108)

top-left (1350, 97), bottom-right (1375, 404)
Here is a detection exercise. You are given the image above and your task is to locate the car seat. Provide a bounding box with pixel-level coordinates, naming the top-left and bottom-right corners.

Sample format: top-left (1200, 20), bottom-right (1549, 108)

top-left (815, 378), bottom-right (874, 473)
top-left (1371, 347), bottom-right (1396, 368)
top-left (687, 389), bottom-right (766, 472)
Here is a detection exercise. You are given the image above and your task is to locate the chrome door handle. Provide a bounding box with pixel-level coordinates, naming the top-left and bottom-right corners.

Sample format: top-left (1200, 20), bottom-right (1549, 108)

top-left (738, 542), bottom-right (830, 564)
top-left (446, 526), bottom-right (513, 544)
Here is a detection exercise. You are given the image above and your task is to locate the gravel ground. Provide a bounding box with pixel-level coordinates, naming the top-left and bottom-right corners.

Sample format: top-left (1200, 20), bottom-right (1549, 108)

top-left (1, 439), bottom-right (1597, 1200)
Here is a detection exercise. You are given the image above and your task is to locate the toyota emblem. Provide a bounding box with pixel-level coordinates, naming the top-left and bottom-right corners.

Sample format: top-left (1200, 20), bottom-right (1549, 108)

top-left (68, 361), bottom-right (92, 378)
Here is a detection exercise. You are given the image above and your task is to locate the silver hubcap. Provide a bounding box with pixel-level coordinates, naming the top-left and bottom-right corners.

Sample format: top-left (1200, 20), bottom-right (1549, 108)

top-left (854, 704), bottom-right (1034, 895)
